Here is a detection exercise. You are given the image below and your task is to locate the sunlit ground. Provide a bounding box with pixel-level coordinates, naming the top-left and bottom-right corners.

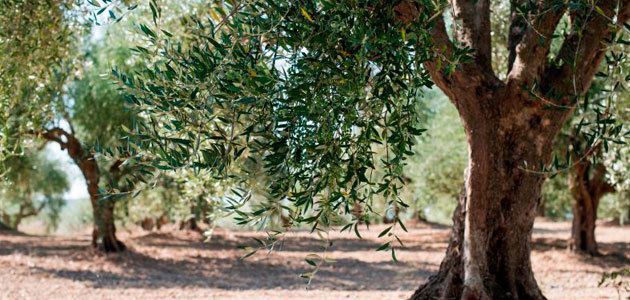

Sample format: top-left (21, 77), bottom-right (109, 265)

top-left (1, 219), bottom-right (628, 299)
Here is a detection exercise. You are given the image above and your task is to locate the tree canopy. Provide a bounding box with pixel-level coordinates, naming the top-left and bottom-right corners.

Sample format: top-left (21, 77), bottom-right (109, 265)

top-left (112, 0), bottom-right (460, 235)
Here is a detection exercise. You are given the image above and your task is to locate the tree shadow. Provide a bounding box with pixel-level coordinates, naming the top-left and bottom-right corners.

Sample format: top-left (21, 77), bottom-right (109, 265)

top-left (532, 236), bottom-right (630, 268)
top-left (0, 233), bottom-right (87, 257)
top-left (0, 233), bottom-right (437, 291)
top-left (134, 229), bottom-right (450, 253)
top-left (25, 249), bottom-right (435, 291)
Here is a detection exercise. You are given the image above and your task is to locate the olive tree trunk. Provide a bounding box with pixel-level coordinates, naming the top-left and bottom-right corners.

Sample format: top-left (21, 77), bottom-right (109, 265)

top-left (411, 90), bottom-right (560, 299)
top-left (396, 0), bottom-right (630, 297)
top-left (568, 162), bottom-right (614, 255)
top-left (92, 195), bottom-right (125, 252)
top-left (42, 128), bottom-right (125, 252)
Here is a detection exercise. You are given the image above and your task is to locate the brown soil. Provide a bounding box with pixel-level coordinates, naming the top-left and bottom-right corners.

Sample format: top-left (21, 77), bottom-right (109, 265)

top-left (0, 219), bottom-right (628, 299)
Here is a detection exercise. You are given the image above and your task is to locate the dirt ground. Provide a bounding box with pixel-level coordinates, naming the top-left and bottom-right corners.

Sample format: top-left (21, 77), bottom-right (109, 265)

top-left (0, 219), bottom-right (628, 300)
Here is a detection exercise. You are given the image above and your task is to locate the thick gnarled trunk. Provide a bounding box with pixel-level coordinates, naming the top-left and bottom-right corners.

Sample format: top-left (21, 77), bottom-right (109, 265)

top-left (398, 0), bottom-right (630, 297)
top-left (92, 196), bottom-right (125, 252)
top-left (411, 101), bottom-right (554, 299)
top-left (42, 128), bottom-right (125, 252)
top-left (568, 162), bottom-right (614, 255)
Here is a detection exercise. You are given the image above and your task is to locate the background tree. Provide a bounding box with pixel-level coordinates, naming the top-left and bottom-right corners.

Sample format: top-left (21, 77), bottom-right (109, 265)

top-left (0, 0), bottom-right (145, 251)
top-left (405, 93), bottom-right (466, 224)
top-left (550, 40), bottom-right (629, 255)
top-left (602, 77), bottom-right (630, 225)
top-left (0, 152), bottom-right (69, 231)
top-left (490, 0), bottom-right (629, 255)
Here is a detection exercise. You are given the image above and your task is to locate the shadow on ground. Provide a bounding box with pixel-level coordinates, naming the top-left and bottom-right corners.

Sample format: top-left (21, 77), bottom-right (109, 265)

top-left (1, 222), bottom-right (628, 292)
top-left (0, 230), bottom-right (436, 291)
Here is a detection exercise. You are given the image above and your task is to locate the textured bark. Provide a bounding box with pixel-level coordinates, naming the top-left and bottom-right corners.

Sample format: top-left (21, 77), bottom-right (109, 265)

top-left (568, 162), bottom-right (615, 255)
top-left (41, 128), bottom-right (125, 252)
top-left (395, 0), bottom-right (630, 298)
top-left (411, 88), bottom-right (559, 299)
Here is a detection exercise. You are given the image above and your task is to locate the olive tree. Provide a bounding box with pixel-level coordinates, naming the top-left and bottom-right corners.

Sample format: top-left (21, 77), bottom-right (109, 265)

top-left (0, 152), bottom-right (69, 231)
top-left (0, 0), bottom-right (142, 251)
top-left (113, 0), bottom-right (629, 298)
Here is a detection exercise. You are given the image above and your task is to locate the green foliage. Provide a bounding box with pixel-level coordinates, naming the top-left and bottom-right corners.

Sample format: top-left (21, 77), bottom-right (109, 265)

top-left (56, 197), bottom-right (94, 234)
top-left (0, 0), bottom-right (80, 163)
top-left (0, 151), bottom-right (69, 230)
top-left (604, 99), bottom-right (630, 224)
top-left (405, 93), bottom-right (466, 224)
top-left (70, 41), bottom-right (137, 147)
top-left (113, 0), bottom-right (462, 236)
top-left (599, 268), bottom-right (630, 299)
top-left (540, 172), bottom-right (572, 219)
top-left (116, 169), bottom-right (227, 227)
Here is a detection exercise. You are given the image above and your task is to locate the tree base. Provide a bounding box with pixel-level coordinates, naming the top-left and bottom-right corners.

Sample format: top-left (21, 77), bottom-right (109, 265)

top-left (411, 185), bottom-right (546, 300)
top-left (568, 241), bottom-right (600, 256)
top-left (91, 228), bottom-right (126, 253)
top-left (411, 274), bottom-right (546, 300)
top-left (95, 238), bottom-right (126, 253)
top-left (0, 221), bottom-right (11, 231)
top-left (179, 218), bottom-right (204, 233)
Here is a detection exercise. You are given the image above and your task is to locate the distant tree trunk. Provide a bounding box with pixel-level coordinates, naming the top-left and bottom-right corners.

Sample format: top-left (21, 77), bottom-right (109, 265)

top-left (156, 215), bottom-right (168, 230)
top-left (280, 215), bottom-right (291, 227)
top-left (9, 198), bottom-right (44, 230)
top-left (353, 202), bottom-right (363, 222)
top-left (180, 204), bottom-right (204, 233)
top-left (141, 217), bottom-right (155, 231)
top-left (179, 218), bottom-right (202, 232)
top-left (42, 128), bottom-right (125, 252)
top-left (0, 219), bottom-right (11, 230)
top-left (568, 161), bottom-right (615, 255)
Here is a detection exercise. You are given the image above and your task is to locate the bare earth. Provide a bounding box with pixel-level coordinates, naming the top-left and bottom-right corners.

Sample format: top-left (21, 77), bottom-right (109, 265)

top-left (0, 219), bottom-right (628, 300)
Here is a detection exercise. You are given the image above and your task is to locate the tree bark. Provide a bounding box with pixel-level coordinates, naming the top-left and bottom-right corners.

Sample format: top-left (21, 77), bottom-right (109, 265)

top-left (568, 162), bottom-right (614, 255)
top-left (179, 218), bottom-right (203, 232)
top-left (410, 93), bottom-right (557, 299)
top-left (395, 0), bottom-right (630, 297)
top-left (92, 196), bottom-right (125, 252)
top-left (41, 128), bottom-right (125, 252)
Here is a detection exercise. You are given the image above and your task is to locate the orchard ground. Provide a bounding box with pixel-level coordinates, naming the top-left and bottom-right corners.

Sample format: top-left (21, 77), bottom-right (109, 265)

top-left (0, 219), bottom-right (628, 300)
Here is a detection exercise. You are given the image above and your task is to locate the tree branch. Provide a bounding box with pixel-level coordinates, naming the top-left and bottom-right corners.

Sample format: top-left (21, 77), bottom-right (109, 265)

top-left (589, 163), bottom-right (616, 196)
top-left (394, 1), bottom-right (502, 108)
top-left (543, 0), bottom-right (630, 96)
top-left (450, 0), bottom-right (493, 72)
top-left (507, 0), bottom-right (567, 82)
top-left (61, 109), bottom-right (76, 135)
top-left (40, 127), bottom-right (71, 149)
top-left (422, 15), bottom-right (504, 106)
